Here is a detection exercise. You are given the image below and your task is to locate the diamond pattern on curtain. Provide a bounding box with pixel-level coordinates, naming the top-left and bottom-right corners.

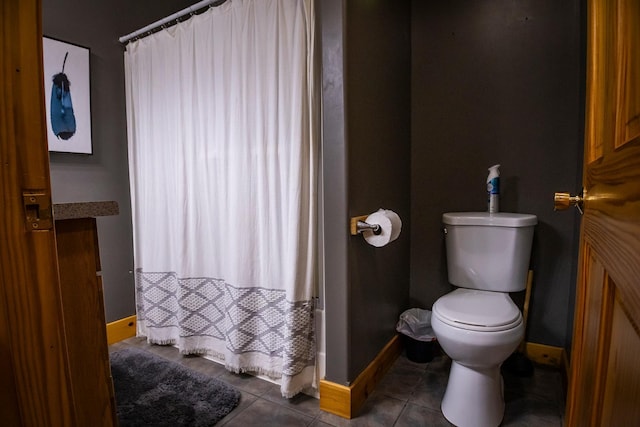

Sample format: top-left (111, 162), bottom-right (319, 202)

top-left (136, 270), bottom-right (315, 378)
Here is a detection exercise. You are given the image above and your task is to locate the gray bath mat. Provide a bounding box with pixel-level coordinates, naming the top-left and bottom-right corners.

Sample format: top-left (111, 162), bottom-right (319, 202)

top-left (110, 347), bottom-right (241, 426)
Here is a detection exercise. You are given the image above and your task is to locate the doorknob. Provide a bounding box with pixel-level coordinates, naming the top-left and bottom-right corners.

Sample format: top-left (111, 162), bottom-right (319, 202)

top-left (554, 191), bottom-right (584, 214)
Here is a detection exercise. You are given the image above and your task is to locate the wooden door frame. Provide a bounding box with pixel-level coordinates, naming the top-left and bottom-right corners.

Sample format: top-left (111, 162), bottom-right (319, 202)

top-left (0, 0), bottom-right (77, 425)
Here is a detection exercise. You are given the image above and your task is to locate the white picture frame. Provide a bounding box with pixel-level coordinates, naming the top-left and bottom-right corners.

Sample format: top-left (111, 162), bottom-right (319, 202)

top-left (43, 36), bottom-right (92, 154)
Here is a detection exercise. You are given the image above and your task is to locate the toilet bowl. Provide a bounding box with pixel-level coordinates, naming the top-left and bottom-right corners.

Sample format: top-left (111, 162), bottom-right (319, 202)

top-left (432, 212), bottom-right (537, 427)
top-left (432, 288), bottom-right (524, 427)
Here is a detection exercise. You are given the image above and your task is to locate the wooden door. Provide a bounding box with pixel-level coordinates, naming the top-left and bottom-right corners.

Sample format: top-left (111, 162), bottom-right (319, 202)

top-left (565, 0), bottom-right (640, 425)
top-left (0, 0), bottom-right (76, 425)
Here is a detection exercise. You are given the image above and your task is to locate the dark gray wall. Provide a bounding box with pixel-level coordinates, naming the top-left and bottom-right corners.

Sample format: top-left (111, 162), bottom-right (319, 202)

top-left (345, 0), bottom-right (412, 380)
top-left (320, 0), bottom-right (350, 383)
top-left (321, 0), bottom-right (411, 384)
top-left (43, 0), bottom-right (195, 322)
top-left (410, 0), bottom-right (584, 347)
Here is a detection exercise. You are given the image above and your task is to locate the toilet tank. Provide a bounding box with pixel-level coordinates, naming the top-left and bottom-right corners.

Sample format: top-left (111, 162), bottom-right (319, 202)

top-left (442, 212), bottom-right (537, 292)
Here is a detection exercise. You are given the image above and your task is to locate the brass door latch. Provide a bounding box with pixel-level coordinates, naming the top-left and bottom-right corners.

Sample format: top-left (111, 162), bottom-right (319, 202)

top-left (23, 191), bottom-right (53, 230)
top-left (554, 190), bottom-right (584, 215)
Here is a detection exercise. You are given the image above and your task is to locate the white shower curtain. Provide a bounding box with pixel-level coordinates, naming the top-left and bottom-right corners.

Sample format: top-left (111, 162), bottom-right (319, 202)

top-left (124, 0), bottom-right (317, 397)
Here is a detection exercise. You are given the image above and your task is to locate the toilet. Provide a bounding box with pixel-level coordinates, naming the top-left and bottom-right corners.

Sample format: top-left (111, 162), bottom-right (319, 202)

top-left (431, 212), bottom-right (537, 427)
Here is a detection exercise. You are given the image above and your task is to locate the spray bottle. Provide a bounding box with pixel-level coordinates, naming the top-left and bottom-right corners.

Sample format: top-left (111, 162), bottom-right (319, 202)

top-left (487, 164), bottom-right (500, 213)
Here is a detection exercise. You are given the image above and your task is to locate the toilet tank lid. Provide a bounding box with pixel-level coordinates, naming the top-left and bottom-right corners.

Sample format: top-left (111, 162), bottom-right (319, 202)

top-left (443, 212), bottom-right (537, 227)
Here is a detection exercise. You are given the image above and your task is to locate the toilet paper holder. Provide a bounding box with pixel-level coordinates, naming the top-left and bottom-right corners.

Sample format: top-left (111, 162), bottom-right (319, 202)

top-left (350, 215), bottom-right (382, 236)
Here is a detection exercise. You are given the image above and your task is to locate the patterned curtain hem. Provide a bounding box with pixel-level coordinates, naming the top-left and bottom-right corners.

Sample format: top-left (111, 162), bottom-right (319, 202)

top-left (135, 269), bottom-right (316, 397)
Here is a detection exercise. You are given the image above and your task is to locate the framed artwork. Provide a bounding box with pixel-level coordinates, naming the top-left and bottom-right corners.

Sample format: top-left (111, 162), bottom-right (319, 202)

top-left (42, 36), bottom-right (92, 154)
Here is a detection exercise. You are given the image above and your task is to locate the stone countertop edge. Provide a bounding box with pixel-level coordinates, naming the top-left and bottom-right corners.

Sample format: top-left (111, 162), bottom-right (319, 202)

top-left (53, 201), bottom-right (119, 220)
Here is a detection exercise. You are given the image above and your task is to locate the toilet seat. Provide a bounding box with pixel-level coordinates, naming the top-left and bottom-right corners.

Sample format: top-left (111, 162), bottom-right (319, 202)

top-left (433, 288), bottom-right (522, 332)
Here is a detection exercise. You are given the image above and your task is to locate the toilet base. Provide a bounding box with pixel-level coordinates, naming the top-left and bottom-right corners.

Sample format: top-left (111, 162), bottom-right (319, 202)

top-left (441, 361), bottom-right (504, 427)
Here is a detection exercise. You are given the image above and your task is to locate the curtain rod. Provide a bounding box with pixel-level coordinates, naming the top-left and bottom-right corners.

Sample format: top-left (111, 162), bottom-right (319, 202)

top-left (119, 0), bottom-right (228, 44)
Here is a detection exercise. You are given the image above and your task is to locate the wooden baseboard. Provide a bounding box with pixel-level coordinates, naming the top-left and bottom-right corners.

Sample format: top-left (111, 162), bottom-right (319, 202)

top-left (525, 342), bottom-right (564, 367)
top-left (319, 334), bottom-right (402, 419)
top-left (318, 380), bottom-right (352, 418)
top-left (106, 315), bottom-right (137, 345)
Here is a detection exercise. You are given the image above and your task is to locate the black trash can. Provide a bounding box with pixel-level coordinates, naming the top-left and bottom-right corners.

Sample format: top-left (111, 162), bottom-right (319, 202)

top-left (402, 334), bottom-right (435, 363)
top-left (396, 308), bottom-right (436, 363)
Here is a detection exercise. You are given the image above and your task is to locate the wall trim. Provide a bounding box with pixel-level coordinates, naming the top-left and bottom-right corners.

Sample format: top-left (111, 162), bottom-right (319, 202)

top-left (319, 334), bottom-right (402, 419)
top-left (525, 342), bottom-right (569, 397)
top-left (106, 315), bottom-right (137, 345)
top-left (525, 342), bottom-right (564, 367)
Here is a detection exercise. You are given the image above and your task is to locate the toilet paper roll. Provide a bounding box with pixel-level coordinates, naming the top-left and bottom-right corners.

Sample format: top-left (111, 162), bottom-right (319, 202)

top-left (383, 209), bottom-right (402, 241)
top-left (363, 209), bottom-right (402, 247)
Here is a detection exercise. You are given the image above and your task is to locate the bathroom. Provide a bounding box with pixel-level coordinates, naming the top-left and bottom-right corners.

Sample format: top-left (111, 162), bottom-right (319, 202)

top-left (43, 0), bottom-right (582, 419)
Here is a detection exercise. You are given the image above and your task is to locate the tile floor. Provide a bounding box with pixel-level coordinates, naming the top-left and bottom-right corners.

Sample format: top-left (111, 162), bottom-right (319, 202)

top-left (110, 337), bottom-right (565, 426)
